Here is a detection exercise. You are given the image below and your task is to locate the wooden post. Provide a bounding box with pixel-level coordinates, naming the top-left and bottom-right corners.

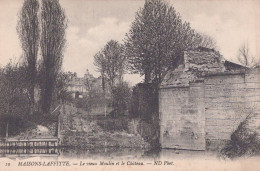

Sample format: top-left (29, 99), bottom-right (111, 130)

top-left (57, 113), bottom-right (61, 139)
top-left (5, 123), bottom-right (8, 139)
top-left (104, 89), bottom-right (107, 147)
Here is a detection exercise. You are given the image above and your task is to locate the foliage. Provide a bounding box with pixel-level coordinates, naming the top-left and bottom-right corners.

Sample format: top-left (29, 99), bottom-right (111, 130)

top-left (111, 82), bottom-right (132, 117)
top-left (0, 62), bottom-right (31, 136)
top-left (94, 40), bottom-right (127, 115)
top-left (75, 81), bottom-right (110, 114)
top-left (137, 115), bottom-right (160, 149)
top-left (17, 0), bottom-right (40, 110)
top-left (93, 51), bottom-right (106, 92)
top-left (221, 119), bottom-right (260, 158)
top-left (39, 0), bottom-right (67, 114)
top-left (83, 69), bottom-right (95, 91)
top-left (124, 0), bottom-right (213, 85)
top-left (0, 62), bottom-right (68, 137)
top-left (130, 83), bottom-right (158, 119)
top-left (196, 32), bottom-right (217, 49)
top-left (237, 42), bottom-right (256, 67)
top-left (16, 0), bottom-right (68, 115)
top-left (94, 40), bottom-right (125, 90)
top-left (0, 62), bottom-right (29, 117)
top-left (55, 71), bottom-right (73, 104)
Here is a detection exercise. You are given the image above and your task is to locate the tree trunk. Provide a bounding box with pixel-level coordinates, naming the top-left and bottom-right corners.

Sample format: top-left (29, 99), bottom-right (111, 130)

top-left (144, 68), bottom-right (151, 84)
top-left (29, 85), bottom-right (35, 115)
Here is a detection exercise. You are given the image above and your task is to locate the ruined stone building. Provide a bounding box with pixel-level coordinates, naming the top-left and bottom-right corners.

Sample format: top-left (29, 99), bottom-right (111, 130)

top-left (159, 47), bottom-right (260, 150)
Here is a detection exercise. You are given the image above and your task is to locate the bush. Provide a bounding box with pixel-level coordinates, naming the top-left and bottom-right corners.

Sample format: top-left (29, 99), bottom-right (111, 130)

top-left (0, 63), bottom-right (31, 137)
top-left (0, 62), bottom-right (59, 137)
top-left (111, 82), bottom-right (132, 117)
top-left (96, 116), bottom-right (130, 133)
top-left (221, 119), bottom-right (260, 158)
top-left (130, 83), bottom-right (158, 119)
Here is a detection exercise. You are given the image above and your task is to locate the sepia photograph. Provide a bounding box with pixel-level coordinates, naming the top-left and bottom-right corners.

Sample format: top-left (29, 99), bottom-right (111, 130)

top-left (0, 0), bottom-right (259, 170)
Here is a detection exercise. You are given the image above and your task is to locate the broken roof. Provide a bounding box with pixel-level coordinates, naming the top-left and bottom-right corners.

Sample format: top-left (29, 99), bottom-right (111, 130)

top-left (161, 47), bottom-right (247, 88)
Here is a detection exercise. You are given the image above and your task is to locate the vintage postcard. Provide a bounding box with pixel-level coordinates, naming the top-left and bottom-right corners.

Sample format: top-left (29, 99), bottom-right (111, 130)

top-left (0, 0), bottom-right (260, 170)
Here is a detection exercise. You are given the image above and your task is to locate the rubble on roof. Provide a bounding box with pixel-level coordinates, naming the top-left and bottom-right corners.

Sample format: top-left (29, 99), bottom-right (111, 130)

top-left (161, 47), bottom-right (246, 88)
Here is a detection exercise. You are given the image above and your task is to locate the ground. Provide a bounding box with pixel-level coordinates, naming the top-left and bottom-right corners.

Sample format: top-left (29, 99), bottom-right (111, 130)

top-left (60, 105), bottom-right (148, 148)
top-left (10, 105), bottom-right (148, 149)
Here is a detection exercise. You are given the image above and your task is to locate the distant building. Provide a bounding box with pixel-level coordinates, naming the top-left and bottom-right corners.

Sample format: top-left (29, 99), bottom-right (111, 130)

top-left (66, 70), bottom-right (113, 115)
top-left (68, 77), bottom-right (87, 98)
top-left (66, 70), bottom-right (111, 99)
top-left (66, 71), bottom-right (87, 98)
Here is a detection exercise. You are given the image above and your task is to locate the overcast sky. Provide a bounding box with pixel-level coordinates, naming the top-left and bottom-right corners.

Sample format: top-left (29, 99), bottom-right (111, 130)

top-left (0, 0), bottom-right (259, 85)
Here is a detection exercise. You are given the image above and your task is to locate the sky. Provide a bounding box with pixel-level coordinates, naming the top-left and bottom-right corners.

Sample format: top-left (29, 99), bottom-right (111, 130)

top-left (0, 0), bottom-right (259, 85)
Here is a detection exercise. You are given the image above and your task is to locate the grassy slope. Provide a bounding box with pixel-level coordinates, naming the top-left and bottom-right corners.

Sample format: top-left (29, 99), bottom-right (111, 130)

top-left (61, 105), bottom-right (148, 148)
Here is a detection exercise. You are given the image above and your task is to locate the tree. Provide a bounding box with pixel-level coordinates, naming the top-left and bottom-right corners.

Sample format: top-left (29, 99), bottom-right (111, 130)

top-left (55, 72), bottom-right (73, 104)
top-left (124, 0), bottom-right (209, 86)
top-left (103, 40), bottom-right (125, 88)
top-left (124, 0), bottom-right (210, 147)
top-left (17, 0), bottom-right (40, 112)
top-left (196, 32), bottom-right (217, 49)
top-left (93, 51), bottom-right (107, 109)
top-left (111, 82), bottom-right (132, 117)
top-left (0, 62), bottom-right (29, 117)
top-left (39, 0), bottom-right (67, 114)
top-left (94, 40), bottom-right (125, 90)
top-left (0, 61), bottom-right (31, 136)
top-left (237, 42), bottom-right (255, 67)
top-left (94, 40), bottom-right (126, 116)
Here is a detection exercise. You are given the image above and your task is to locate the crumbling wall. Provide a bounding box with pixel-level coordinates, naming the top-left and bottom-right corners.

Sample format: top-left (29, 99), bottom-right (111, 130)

top-left (184, 49), bottom-right (225, 75)
top-left (159, 82), bottom-right (206, 150)
top-left (204, 69), bottom-right (260, 149)
top-left (161, 49), bottom-right (225, 88)
top-left (204, 73), bottom-right (247, 141)
top-left (159, 68), bottom-right (260, 150)
top-left (184, 50), bottom-right (225, 76)
top-left (159, 47), bottom-right (260, 150)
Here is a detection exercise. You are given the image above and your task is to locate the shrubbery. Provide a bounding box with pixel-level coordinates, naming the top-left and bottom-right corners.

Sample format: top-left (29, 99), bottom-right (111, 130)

top-left (0, 62), bottom-right (31, 136)
top-left (111, 82), bottom-right (132, 117)
top-left (221, 118), bottom-right (260, 158)
top-left (0, 62), bottom-right (70, 137)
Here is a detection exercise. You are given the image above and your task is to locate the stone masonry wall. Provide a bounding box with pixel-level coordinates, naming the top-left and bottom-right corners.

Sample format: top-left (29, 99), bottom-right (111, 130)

top-left (204, 69), bottom-right (260, 141)
top-left (159, 68), bottom-right (260, 150)
top-left (159, 83), bottom-right (206, 150)
top-left (161, 48), bottom-right (226, 88)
